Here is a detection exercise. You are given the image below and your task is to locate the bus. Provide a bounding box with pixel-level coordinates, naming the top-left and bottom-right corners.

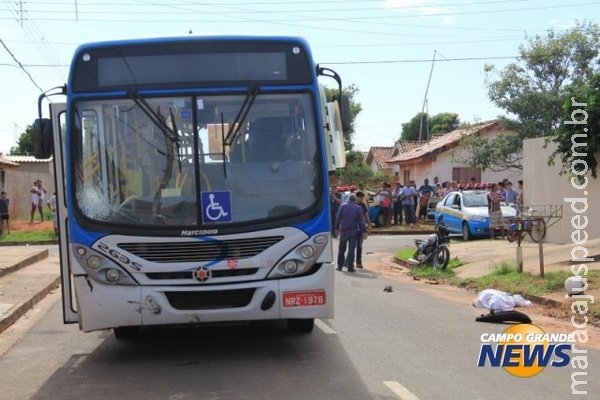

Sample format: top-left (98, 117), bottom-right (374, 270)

top-left (33, 35), bottom-right (349, 338)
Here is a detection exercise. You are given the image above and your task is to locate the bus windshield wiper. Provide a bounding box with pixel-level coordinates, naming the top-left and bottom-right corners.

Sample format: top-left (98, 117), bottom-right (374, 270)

top-left (128, 91), bottom-right (179, 144)
top-left (223, 86), bottom-right (259, 146)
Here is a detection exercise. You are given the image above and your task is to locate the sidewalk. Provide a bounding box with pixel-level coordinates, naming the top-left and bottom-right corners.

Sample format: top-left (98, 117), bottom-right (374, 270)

top-left (0, 247), bottom-right (60, 334)
top-left (428, 236), bottom-right (600, 306)
top-left (449, 237), bottom-right (600, 279)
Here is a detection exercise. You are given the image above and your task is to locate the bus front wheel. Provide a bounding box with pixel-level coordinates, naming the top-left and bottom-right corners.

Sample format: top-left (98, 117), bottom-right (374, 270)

top-left (287, 318), bottom-right (314, 333)
top-left (114, 326), bottom-right (141, 339)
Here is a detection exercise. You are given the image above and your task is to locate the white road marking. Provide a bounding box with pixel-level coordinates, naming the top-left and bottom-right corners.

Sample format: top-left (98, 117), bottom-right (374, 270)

top-left (315, 318), bottom-right (336, 334)
top-left (383, 381), bottom-right (420, 400)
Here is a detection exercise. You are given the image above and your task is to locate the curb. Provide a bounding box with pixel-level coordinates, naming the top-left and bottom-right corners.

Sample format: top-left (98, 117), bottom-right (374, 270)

top-left (0, 276), bottom-right (60, 335)
top-left (0, 249), bottom-right (49, 278)
top-left (0, 240), bottom-right (58, 247)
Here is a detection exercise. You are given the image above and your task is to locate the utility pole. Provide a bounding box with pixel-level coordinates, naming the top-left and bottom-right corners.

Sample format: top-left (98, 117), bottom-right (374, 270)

top-left (418, 50), bottom-right (436, 142)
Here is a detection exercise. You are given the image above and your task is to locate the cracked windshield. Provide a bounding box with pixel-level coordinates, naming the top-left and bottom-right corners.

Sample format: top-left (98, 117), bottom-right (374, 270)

top-left (73, 93), bottom-right (321, 227)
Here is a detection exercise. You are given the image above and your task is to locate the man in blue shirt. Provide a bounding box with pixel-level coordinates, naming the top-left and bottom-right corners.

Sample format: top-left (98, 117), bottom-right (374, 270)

top-left (335, 193), bottom-right (367, 272)
top-left (504, 181), bottom-right (519, 206)
top-left (400, 182), bottom-right (417, 225)
top-left (418, 178), bottom-right (434, 196)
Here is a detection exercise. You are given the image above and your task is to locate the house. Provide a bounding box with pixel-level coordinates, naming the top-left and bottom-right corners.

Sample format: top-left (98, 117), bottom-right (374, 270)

top-left (364, 146), bottom-right (394, 173)
top-left (385, 121), bottom-right (522, 185)
top-left (1, 155), bottom-right (54, 219)
top-left (0, 155), bottom-right (20, 218)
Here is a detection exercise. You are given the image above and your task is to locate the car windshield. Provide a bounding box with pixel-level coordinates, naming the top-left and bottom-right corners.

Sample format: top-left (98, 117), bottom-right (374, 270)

top-left (462, 192), bottom-right (488, 208)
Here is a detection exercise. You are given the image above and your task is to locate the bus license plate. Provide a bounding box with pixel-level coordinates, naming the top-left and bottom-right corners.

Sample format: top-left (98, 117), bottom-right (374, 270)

top-left (283, 291), bottom-right (326, 307)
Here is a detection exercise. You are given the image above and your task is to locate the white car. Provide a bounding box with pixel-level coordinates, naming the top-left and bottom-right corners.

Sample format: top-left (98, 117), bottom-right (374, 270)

top-left (434, 190), bottom-right (516, 240)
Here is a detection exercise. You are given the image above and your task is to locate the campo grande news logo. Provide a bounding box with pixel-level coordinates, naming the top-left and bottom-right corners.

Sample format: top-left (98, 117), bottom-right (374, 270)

top-left (478, 324), bottom-right (573, 377)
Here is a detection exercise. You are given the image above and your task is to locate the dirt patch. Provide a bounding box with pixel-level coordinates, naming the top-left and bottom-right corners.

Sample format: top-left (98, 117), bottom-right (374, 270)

top-left (8, 220), bottom-right (54, 233)
top-left (366, 257), bottom-right (600, 350)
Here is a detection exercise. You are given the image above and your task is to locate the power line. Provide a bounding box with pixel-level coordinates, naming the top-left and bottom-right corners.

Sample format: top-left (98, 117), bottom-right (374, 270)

top-left (0, 38), bottom-right (43, 91)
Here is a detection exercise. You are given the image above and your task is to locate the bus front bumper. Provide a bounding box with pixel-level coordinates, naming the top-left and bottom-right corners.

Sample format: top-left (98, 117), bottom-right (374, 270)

top-left (74, 262), bottom-right (335, 332)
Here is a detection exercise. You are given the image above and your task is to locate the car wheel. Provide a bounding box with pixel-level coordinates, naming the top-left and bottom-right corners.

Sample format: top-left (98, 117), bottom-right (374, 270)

top-left (462, 222), bottom-right (472, 241)
top-left (375, 211), bottom-right (386, 227)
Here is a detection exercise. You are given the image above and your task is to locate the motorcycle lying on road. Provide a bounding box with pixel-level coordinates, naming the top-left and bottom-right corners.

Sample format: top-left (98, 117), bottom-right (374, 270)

top-left (409, 218), bottom-right (451, 270)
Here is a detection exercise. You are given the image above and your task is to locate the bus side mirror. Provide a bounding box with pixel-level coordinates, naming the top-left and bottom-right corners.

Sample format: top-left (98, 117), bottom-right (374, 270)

top-left (34, 118), bottom-right (53, 159)
top-left (333, 94), bottom-right (351, 133)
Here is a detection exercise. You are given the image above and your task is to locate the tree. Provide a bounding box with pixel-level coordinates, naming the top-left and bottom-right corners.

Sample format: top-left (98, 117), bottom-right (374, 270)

top-left (400, 112), bottom-right (459, 141)
top-left (336, 150), bottom-right (373, 185)
top-left (10, 124), bottom-right (35, 155)
top-left (460, 20), bottom-right (600, 172)
top-left (550, 72), bottom-right (600, 181)
top-left (325, 84), bottom-right (362, 151)
top-left (430, 112), bottom-right (460, 135)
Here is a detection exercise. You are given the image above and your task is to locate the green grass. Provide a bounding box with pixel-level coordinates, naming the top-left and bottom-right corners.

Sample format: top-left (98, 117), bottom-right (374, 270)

top-left (396, 249), bottom-right (600, 321)
top-left (0, 229), bottom-right (57, 243)
top-left (452, 260), bottom-right (600, 296)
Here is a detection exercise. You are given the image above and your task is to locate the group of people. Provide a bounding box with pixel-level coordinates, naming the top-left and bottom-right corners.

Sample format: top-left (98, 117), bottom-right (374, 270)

top-left (487, 179), bottom-right (524, 240)
top-left (0, 179), bottom-right (58, 235)
top-left (328, 176), bottom-right (525, 269)
top-left (377, 178), bottom-right (438, 227)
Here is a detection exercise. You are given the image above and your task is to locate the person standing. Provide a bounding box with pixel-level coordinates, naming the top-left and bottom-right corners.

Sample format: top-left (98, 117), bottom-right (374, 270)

top-left (355, 191), bottom-right (372, 268)
top-left (30, 180), bottom-right (42, 222)
top-left (487, 183), bottom-right (505, 240)
top-left (47, 192), bottom-right (58, 235)
top-left (335, 193), bottom-right (367, 272)
top-left (400, 182), bottom-right (417, 225)
top-left (504, 181), bottom-right (519, 206)
top-left (0, 191), bottom-right (9, 234)
top-left (376, 182), bottom-right (392, 227)
top-left (391, 181), bottom-right (403, 225)
top-left (329, 184), bottom-right (342, 238)
top-left (516, 180), bottom-right (524, 206)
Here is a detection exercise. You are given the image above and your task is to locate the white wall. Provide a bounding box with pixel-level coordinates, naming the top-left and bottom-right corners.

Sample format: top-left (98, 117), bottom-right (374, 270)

top-left (402, 147), bottom-right (521, 185)
top-left (523, 137), bottom-right (600, 244)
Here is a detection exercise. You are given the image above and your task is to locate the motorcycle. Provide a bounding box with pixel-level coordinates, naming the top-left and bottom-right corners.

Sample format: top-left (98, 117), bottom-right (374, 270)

top-left (409, 218), bottom-right (451, 270)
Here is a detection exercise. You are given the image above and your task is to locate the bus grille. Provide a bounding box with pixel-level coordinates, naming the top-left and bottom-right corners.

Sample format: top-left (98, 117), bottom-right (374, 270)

top-left (165, 288), bottom-right (256, 310)
top-left (118, 236), bottom-right (284, 263)
top-left (146, 268), bottom-right (259, 280)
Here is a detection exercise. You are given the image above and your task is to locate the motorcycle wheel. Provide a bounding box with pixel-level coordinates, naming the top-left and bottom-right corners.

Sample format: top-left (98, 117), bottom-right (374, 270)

top-left (432, 246), bottom-right (450, 270)
top-left (412, 249), bottom-right (421, 263)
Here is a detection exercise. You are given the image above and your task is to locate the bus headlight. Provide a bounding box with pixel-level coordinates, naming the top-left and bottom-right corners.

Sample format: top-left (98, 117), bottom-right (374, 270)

top-left (105, 268), bottom-right (121, 283)
top-left (300, 245), bottom-right (314, 259)
top-left (87, 255), bottom-right (102, 269)
top-left (283, 260), bottom-right (298, 274)
top-left (313, 234), bottom-right (327, 245)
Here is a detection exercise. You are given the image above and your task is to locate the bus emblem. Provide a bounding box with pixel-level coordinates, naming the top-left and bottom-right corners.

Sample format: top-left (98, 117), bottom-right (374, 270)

top-left (193, 267), bottom-right (212, 282)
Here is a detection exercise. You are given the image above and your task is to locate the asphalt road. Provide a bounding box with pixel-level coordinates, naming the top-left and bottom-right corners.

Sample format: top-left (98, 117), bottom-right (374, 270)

top-left (1, 238), bottom-right (598, 399)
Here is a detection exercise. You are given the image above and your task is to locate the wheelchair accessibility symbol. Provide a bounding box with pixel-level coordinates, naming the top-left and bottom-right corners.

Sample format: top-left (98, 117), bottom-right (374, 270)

top-left (201, 191), bottom-right (232, 223)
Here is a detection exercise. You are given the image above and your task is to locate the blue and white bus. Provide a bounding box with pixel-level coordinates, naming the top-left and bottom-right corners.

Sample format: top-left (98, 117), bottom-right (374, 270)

top-left (34, 35), bottom-right (349, 337)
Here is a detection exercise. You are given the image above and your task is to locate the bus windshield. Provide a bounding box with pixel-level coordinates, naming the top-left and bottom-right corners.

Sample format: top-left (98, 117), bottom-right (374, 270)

top-left (72, 92), bottom-right (321, 228)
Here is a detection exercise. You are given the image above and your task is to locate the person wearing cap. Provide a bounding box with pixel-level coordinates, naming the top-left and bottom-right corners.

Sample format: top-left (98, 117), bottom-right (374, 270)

top-left (334, 193), bottom-right (367, 272)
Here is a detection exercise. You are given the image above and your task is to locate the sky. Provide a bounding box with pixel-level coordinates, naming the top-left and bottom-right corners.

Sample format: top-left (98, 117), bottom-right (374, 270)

top-left (1, 0), bottom-right (599, 155)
